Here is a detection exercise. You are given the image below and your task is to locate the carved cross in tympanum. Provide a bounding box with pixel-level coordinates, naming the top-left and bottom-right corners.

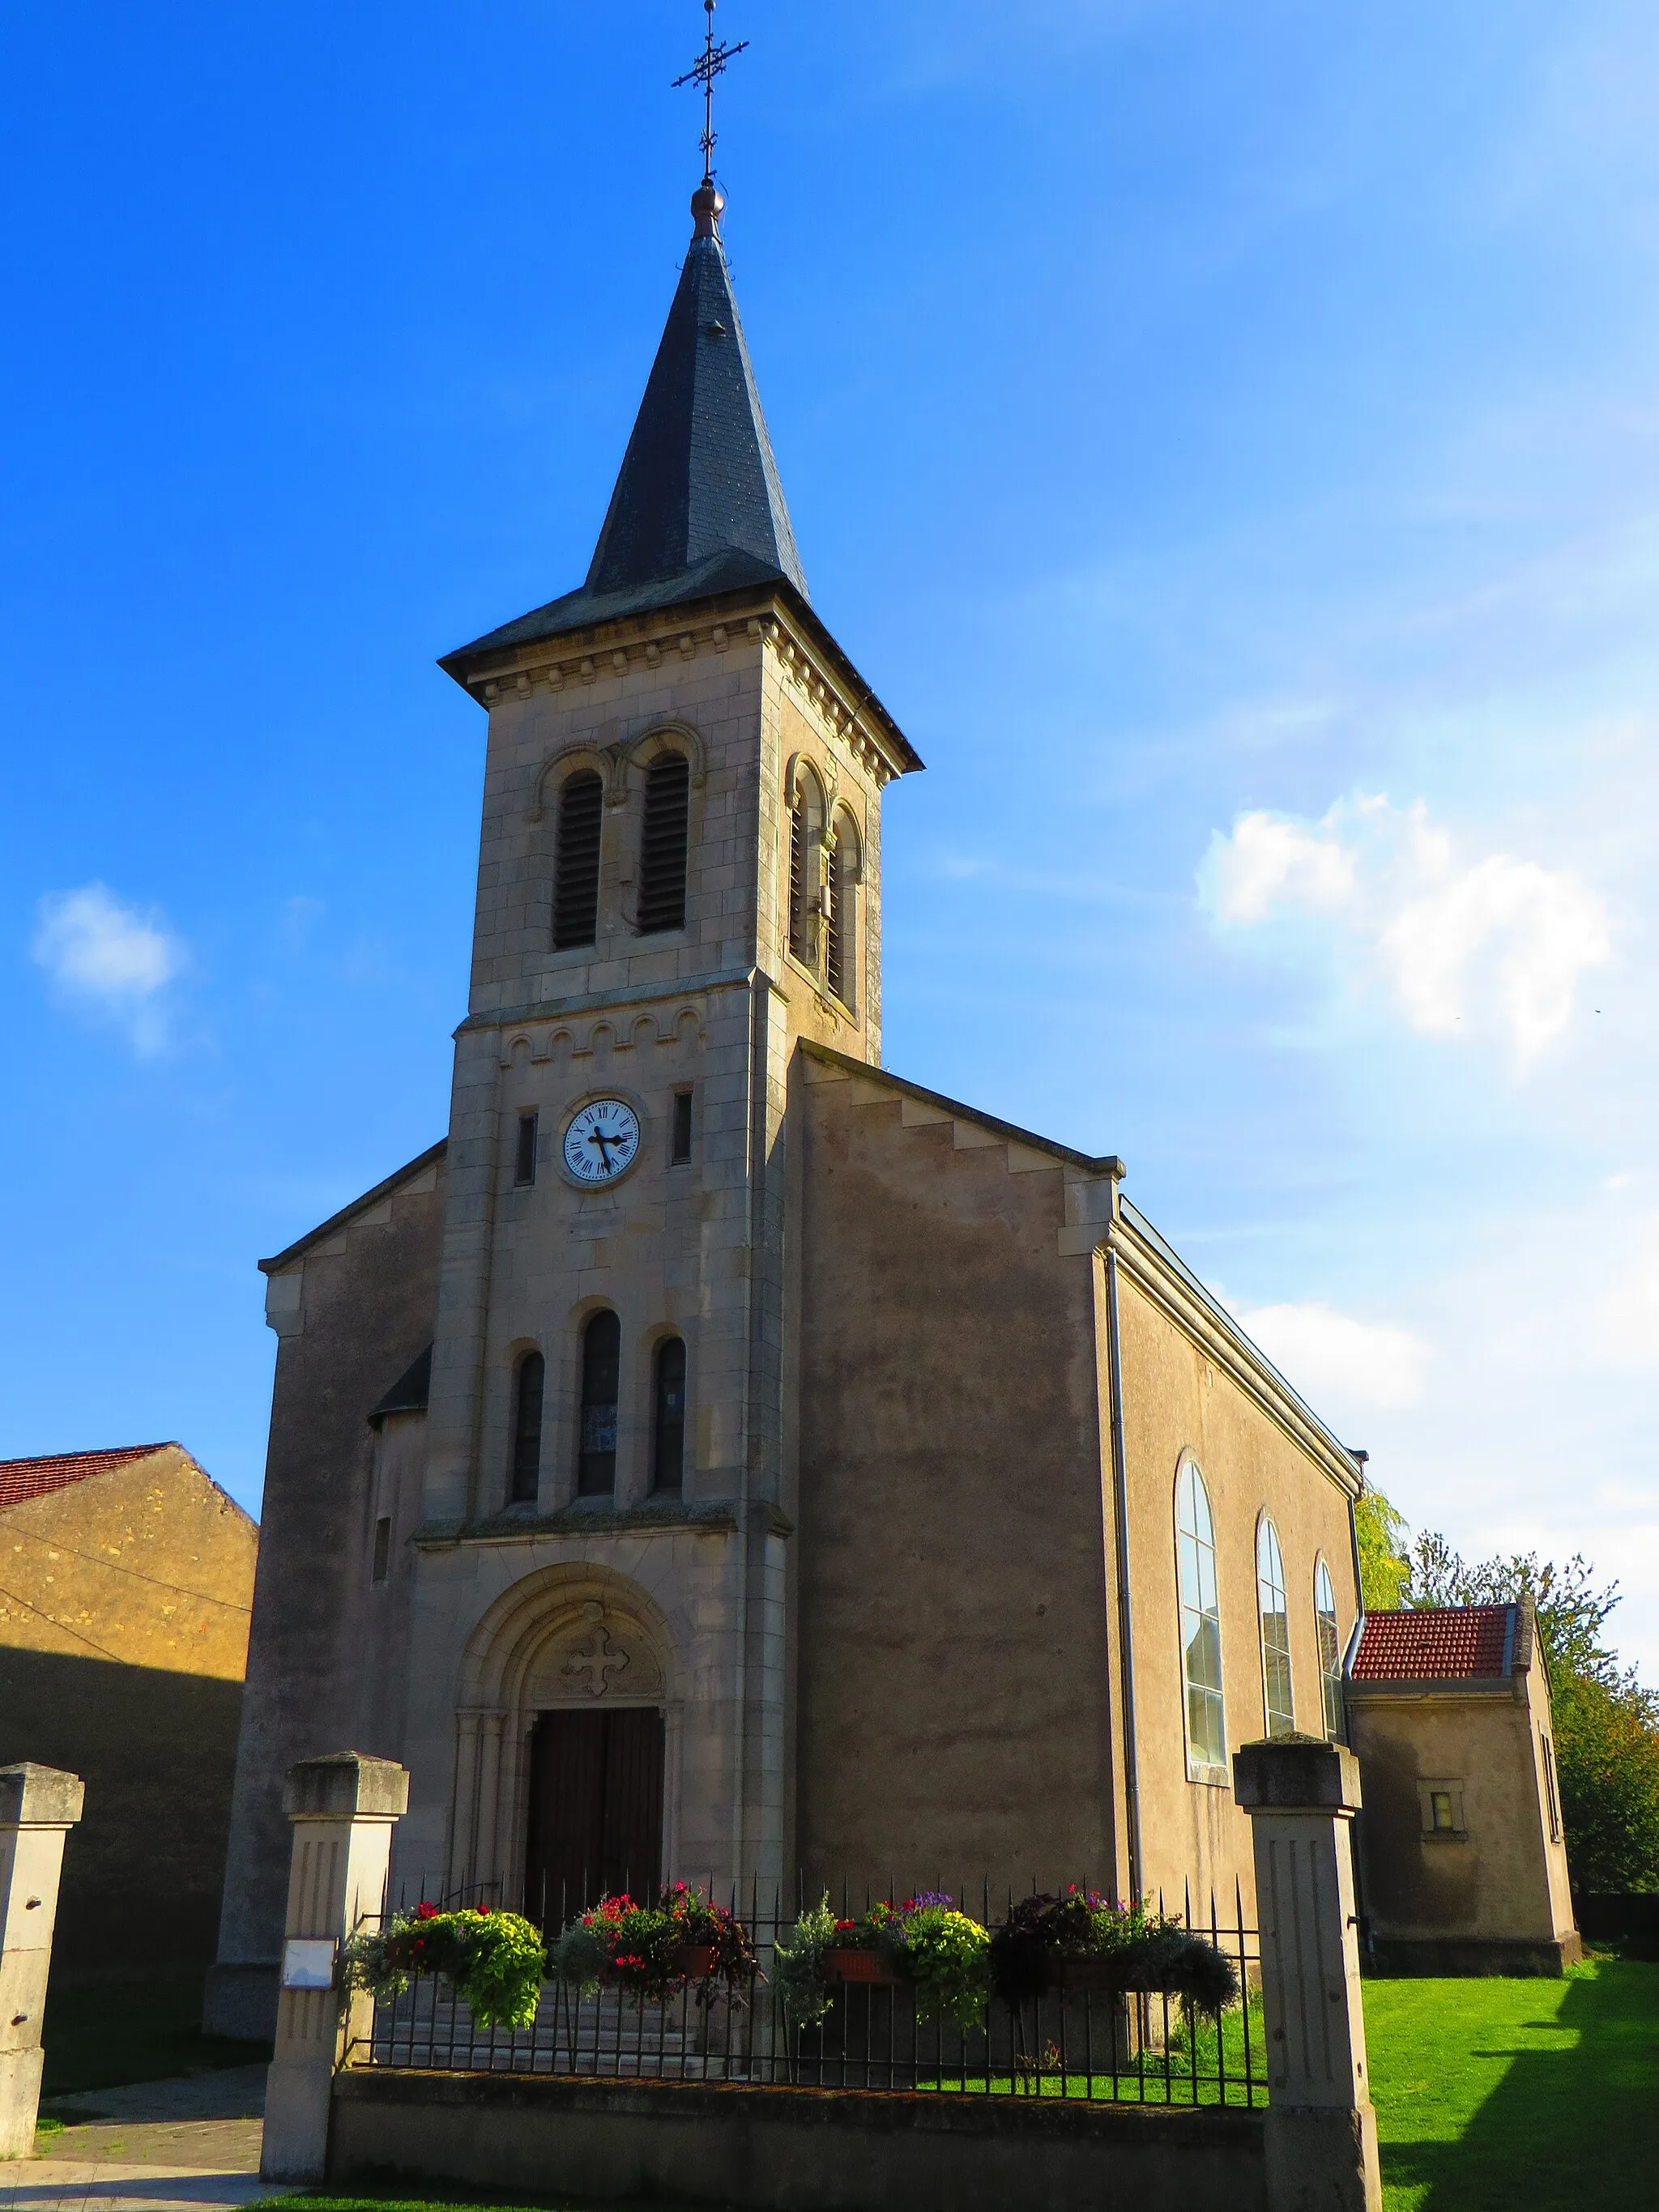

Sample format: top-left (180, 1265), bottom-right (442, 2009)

top-left (562, 1628), bottom-right (630, 1697)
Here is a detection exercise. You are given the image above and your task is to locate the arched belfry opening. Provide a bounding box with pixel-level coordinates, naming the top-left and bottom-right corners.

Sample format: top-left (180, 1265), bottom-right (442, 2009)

top-left (450, 1566), bottom-right (680, 1919)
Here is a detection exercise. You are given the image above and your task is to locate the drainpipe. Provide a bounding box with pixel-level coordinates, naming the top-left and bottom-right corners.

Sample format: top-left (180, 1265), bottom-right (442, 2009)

top-left (1345, 1447), bottom-right (1372, 1967)
top-left (1104, 1240), bottom-right (1143, 1905)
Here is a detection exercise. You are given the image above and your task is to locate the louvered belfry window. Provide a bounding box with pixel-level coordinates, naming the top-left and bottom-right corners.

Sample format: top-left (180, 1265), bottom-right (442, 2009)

top-left (637, 753), bottom-right (690, 934)
top-left (552, 771), bottom-right (603, 949)
top-left (787, 795), bottom-right (810, 961)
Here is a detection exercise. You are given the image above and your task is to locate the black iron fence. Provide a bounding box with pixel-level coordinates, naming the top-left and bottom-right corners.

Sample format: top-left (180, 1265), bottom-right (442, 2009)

top-left (348, 1877), bottom-right (1265, 2111)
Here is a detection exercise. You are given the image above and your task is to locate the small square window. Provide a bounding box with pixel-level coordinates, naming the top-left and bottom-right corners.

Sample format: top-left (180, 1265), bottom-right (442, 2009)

top-left (671, 1089), bottom-right (693, 1166)
top-left (1417, 1778), bottom-right (1465, 1839)
top-left (514, 1112), bottom-right (539, 1187)
top-left (371, 1515), bottom-right (391, 1583)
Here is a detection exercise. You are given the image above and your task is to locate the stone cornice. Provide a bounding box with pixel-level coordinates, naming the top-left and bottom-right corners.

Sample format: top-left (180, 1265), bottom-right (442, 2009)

top-left (451, 584), bottom-right (920, 788)
top-left (412, 1497), bottom-right (794, 1549)
top-left (1107, 1214), bottom-right (1363, 1499)
top-left (455, 966), bottom-right (758, 1040)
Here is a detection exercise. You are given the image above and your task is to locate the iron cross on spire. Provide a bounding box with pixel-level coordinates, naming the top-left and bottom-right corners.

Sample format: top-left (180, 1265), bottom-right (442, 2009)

top-left (672, 0), bottom-right (749, 183)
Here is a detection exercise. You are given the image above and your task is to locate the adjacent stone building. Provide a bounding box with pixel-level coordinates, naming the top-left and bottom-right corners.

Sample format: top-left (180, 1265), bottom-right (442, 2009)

top-left (1346, 1604), bottom-right (1580, 1974)
top-left (207, 177), bottom-right (1370, 2034)
top-left (0, 1442), bottom-right (258, 1982)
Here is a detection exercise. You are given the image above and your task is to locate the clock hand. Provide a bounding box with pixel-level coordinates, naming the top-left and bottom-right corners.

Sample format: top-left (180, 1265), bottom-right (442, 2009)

top-left (589, 1130), bottom-right (616, 1170)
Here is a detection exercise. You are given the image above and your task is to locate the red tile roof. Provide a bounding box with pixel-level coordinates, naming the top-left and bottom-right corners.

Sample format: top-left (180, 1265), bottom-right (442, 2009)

top-left (0, 1443), bottom-right (175, 1512)
top-left (1350, 1605), bottom-right (1518, 1682)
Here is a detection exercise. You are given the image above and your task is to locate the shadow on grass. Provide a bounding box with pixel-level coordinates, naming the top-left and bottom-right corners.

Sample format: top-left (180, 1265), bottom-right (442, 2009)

top-left (41, 1975), bottom-right (271, 2097)
top-left (1382, 1963), bottom-right (1658, 2212)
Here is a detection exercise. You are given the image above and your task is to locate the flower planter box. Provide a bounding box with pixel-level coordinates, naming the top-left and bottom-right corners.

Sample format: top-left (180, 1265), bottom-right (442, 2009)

top-left (1051, 1957), bottom-right (1126, 1995)
top-left (672, 1945), bottom-right (719, 1980)
top-left (825, 1948), bottom-right (898, 1987)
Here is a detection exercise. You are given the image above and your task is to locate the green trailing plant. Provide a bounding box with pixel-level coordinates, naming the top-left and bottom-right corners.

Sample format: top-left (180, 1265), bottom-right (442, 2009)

top-left (342, 1903), bottom-right (545, 2031)
top-left (772, 1893), bottom-right (838, 2028)
top-left (885, 1897), bottom-right (992, 2032)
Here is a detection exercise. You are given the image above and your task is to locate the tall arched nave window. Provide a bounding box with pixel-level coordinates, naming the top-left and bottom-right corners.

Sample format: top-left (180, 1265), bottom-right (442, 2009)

top-left (1256, 1515), bottom-right (1294, 1737)
top-left (1175, 1460), bottom-right (1227, 1780)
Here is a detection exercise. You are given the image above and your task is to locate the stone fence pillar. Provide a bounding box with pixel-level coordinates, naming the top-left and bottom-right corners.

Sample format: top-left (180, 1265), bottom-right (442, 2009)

top-left (0, 1763), bottom-right (83, 2160)
top-left (259, 1753), bottom-right (408, 2185)
top-left (1234, 1737), bottom-right (1381, 2212)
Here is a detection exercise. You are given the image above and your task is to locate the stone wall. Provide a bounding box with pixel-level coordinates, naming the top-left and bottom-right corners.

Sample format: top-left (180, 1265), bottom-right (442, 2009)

top-left (207, 1148), bottom-right (445, 2033)
top-left (1112, 1250), bottom-right (1363, 1919)
top-left (794, 1057), bottom-right (1121, 1891)
top-left (329, 2070), bottom-right (1266, 2212)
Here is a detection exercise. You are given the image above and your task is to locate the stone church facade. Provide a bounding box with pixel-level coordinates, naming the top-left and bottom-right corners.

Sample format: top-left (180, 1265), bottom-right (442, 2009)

top-left (206, 180), bottom-right (1365, 2035)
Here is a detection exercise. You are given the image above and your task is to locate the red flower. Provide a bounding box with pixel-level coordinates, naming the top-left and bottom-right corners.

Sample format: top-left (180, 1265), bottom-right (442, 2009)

top-left (416, 1902), bottom-right (439, 1920)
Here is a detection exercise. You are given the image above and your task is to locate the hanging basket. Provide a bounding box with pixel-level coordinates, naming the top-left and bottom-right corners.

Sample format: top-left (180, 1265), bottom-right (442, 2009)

top-left (672, 1944), bottom-right (720, 1981)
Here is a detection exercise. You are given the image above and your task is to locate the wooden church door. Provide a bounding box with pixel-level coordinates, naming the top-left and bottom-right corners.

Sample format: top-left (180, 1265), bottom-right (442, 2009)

top-left (524, 1707), bottom-right (664, 1929)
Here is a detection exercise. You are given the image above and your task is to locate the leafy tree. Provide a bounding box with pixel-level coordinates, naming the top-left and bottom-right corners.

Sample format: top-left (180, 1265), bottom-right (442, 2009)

top-left (1354, 1483), bottom-right (1411, 1611)
top-left (1405, 1538), bottom-right (1621, 1682)
top-left (1550, 1669), bottom-right (1659, 1894)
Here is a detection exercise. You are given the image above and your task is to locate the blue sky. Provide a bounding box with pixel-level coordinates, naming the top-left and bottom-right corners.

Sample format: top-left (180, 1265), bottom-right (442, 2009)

top-left (3, 2), bottom-right (1656, 1675)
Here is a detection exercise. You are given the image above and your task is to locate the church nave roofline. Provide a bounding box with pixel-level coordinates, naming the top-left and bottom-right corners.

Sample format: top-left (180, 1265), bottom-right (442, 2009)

top-left (801, 1040), bottom-right (1364, 1498)
top-left (258, 1137), bottom-right (447, 1276)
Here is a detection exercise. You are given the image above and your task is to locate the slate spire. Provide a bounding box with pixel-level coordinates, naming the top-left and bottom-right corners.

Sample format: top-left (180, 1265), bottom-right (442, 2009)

top-left (441, 180), bottom-right (812, 671)
top-left (585, 180), bottom-right (807, 604)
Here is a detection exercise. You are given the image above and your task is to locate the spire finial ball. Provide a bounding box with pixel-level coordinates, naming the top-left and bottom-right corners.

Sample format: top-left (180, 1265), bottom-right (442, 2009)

top-left (691, 178), bottom-right (725, 239)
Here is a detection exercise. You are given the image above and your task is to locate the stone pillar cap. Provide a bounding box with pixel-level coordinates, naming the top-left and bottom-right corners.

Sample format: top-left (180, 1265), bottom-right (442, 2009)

top-left (283, 1752), bottom-right (410, 1822)
top-left (0, 1762), bottom-right (85, 1828)
top-left (1233, 1735), bottom-right (1363, 1813)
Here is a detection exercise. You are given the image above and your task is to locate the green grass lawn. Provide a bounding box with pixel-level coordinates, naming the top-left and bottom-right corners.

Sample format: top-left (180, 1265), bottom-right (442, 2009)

top-left (1366, 1954), bottom-right (1659, 2212)
top-left (39, 1974), bottom-right (271, 2098)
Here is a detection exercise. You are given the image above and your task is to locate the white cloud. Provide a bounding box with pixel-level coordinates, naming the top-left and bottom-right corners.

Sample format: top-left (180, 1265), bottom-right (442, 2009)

top-left (1209, 809), bottom-right (1357, 925)
top-left (30, 883), bottom-right (184, 1055)
top-left (1202, 795), bottom-right (1611, 1068)
top-left (1238, 1300), bottom-right (1431, 1416)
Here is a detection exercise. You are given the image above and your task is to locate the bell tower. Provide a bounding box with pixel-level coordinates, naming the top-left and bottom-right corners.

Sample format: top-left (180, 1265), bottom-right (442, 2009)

top-left (396, 173), bottom-right (921, 1902)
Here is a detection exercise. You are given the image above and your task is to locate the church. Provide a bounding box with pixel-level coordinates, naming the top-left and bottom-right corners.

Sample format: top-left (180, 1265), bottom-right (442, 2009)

top-left (205, 170), bottom-right (1367, 2036)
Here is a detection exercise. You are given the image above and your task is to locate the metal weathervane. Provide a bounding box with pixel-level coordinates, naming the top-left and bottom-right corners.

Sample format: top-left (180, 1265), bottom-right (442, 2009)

top-left (672, 0), bottom-right (748, 183)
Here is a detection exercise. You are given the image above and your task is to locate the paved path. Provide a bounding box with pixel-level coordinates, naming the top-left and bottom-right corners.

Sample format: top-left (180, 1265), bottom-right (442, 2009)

top-left (1, 2067), bottom-right (282, 2212)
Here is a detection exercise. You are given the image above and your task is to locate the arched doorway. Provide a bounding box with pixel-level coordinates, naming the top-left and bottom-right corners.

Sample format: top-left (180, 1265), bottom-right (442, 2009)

top-left (450, 1566), bottom-right (680, 1917)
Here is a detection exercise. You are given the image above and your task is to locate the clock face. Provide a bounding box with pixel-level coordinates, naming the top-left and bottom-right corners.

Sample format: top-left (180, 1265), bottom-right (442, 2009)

top-left (562, 1098), bottom-right (642, 1186)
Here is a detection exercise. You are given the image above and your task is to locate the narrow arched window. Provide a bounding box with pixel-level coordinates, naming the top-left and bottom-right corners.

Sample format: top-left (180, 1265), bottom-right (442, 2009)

top-left (825, 813), bottom-right (856, 1010)
top-left (509, 1350), bottom-right (544, 1504)
top-left (1176, 1461), bottom-right (1226, 1779)
top-left (787, 769), bottom-right (823, 965)
top-left (577, 1311), bottom-right (621, 1495)
top-left (552, 770), bottom-right (603, 949)
top-left (1315, 1558), bottom-right (1343, 1741)
top-left (1256, 1517), bottom-right (1294, 1737)
top-left (637, 752), bottom-right (689, 935)
top-left (651, 1336), bottom-right (686, 1493)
